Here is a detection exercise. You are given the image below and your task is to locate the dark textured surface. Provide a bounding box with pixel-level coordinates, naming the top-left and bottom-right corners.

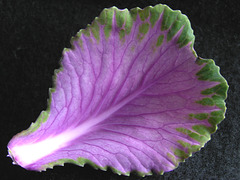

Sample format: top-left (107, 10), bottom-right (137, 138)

top-left (0, 0), bottom-right (239, 179)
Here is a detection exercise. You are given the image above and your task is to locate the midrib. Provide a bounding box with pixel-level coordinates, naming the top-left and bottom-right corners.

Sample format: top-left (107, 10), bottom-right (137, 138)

top-left (10, 87), bottom-right (144, 168)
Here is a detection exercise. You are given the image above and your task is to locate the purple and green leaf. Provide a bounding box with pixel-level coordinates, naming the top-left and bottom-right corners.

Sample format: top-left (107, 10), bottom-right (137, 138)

top-left (7, 4), bottom-right (228, 176)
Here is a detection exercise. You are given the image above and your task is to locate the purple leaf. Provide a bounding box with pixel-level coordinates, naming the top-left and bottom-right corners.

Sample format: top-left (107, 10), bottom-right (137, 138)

top-left (8, 4), bottom-right (228, 176)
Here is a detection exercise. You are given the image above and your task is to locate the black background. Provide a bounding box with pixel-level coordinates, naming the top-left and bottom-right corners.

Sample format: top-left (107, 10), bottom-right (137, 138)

top-left (0, 0), bottom-right (239, 179)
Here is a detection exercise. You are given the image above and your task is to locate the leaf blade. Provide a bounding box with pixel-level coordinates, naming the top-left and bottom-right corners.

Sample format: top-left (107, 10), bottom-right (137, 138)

top-left (7, 4), bottom-right (228, 176)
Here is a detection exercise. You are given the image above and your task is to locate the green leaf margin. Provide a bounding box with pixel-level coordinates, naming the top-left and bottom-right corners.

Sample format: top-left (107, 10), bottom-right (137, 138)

top-left (172, 57), bottom-right (228, 169)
